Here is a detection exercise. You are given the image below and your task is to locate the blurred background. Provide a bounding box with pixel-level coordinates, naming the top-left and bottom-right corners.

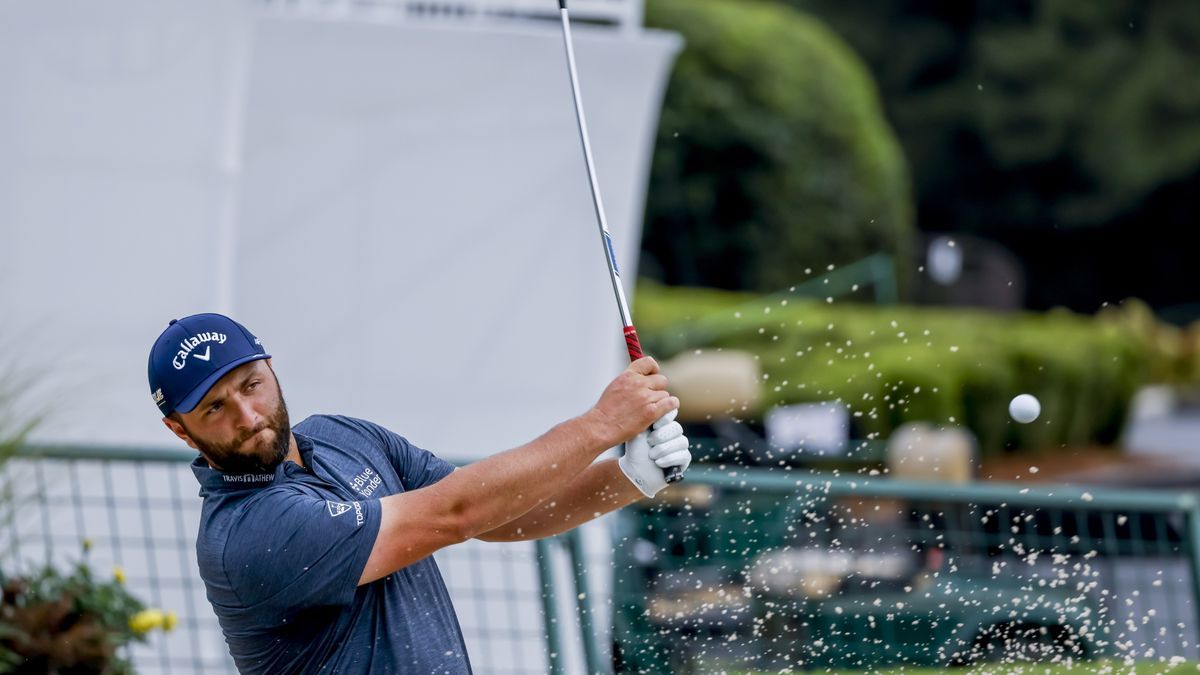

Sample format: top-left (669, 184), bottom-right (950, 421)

top-left (622, 1), bottom-right (1200, 672)
top-left (2, 0), bottom-right (1199, 673)
top-left (636, 0), bottom-right (1200, 487)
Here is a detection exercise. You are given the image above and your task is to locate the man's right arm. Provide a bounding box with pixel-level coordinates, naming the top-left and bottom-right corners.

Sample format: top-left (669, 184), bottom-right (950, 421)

top-left (358, 357), bottom-right (677, 585)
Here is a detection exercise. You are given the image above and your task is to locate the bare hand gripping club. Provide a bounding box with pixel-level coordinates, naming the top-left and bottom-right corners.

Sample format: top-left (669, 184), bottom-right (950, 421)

top-left (557, 0), bottom-right (683, 484)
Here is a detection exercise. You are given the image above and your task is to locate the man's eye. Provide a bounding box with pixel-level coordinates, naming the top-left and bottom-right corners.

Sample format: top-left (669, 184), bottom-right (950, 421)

top-left (247, 381), bottom-right (260, 391)
top-left (206, 402), bottom-right (222, 415)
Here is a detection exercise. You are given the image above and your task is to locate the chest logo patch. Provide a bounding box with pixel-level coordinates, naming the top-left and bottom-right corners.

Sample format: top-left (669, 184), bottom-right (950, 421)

top-left (326, 501), bottom-right (352, 518)
top-left (350, 466), bottom-right (383, 497)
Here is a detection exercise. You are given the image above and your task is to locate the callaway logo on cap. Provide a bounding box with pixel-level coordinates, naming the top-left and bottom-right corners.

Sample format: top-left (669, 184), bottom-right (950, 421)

top-left (147, 313), bottom-right (270, 416)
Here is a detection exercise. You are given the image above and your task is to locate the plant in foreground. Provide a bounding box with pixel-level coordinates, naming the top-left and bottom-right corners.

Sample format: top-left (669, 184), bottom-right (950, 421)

top-left (0, 542), bottom-right (174, 674)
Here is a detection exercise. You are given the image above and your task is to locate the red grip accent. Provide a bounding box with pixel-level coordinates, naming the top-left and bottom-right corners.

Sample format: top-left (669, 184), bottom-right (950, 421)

top-left (623, 326), bottom-right (643, 361)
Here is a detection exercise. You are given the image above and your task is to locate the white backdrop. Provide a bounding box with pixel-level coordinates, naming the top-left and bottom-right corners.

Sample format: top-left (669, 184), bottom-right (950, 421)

top-left (0, 2), bottom-right (680, 460)
top-left (237, 16), bottom-right (680, 460)
top-left (0, 0), bottom-right (251, 442)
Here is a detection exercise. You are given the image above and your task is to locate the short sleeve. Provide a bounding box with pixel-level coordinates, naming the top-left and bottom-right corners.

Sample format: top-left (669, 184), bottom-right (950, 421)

top-left (361, 421), bottom-right (455, 491)
top-left (224, 488), bottom-right (382, 619)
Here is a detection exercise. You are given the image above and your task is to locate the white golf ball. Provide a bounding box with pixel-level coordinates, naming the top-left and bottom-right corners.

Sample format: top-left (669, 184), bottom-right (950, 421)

top-left (1009, 394), bottom-right (1041, 424)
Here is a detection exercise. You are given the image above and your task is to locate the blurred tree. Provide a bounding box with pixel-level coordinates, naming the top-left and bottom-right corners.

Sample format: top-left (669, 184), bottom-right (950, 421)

top-left (784, 0), bottom-right (1200, 315)
top-left (640, 0), bottom-right (914, 292)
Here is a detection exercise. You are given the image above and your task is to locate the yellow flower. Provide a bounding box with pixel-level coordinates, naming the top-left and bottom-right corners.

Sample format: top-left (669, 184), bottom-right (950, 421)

top-left (129, 609), bottom-right (165, 635)
top-left (163, 610), bottom-right (178, 632)
top-left (82, 538), bottom-right (93, 553)
top-left (113, 567), bottom-right (126, 585)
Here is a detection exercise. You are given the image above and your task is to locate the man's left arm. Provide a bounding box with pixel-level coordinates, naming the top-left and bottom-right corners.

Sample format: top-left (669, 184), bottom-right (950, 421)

top-left (473, 459), bottom-right (640, 542)
top-left (475, 413), bottom-right (690, 542)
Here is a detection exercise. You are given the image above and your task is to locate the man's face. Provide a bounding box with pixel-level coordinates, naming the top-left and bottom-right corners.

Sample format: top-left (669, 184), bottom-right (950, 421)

top-left (164, 359), bottom-right (292, 473)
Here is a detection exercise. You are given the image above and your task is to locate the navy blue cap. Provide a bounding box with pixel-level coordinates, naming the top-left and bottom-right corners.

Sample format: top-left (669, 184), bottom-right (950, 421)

top-left (147, 313), bottom-right (270, 416)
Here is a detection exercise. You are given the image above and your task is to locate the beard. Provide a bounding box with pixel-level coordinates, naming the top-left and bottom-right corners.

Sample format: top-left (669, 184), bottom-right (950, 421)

top-left (189, 382), bottom-right (293, 474)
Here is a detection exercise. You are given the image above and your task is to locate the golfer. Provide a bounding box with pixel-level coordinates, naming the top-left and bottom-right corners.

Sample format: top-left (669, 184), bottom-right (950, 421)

top-left (147, 313), bottom-right (690, 674)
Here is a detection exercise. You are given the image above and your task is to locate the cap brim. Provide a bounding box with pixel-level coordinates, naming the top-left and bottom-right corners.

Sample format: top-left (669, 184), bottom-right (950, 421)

top-left (174, 353), bottom-right (272, 415)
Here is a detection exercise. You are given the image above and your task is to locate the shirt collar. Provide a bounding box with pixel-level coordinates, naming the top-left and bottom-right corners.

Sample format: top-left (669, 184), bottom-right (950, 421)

top-left (191, 432), bottom-right (316, 496)
top-left (296, 432), bottom-right (316, 467)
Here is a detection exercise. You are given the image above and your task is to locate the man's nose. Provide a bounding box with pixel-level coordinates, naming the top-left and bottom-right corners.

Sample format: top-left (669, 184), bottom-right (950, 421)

top-left (232, 395), bottom-right (260, 431)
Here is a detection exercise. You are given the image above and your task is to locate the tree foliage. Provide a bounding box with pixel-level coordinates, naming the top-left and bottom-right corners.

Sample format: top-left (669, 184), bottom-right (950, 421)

top-left (641, 0), bottom-right (914, 293)
top-left (783, 0), bottom-right (1200, 312)
top-left (788, 0), bottom-right (1200, 227)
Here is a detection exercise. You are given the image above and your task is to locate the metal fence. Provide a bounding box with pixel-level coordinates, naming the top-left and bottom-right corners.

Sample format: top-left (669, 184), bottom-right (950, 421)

top-left (10, 447), bottom-right (1198, 673)
top-left (611, 466), bottom-right (1200, 672)
top-left (0, 446), bottom-right (590, 675)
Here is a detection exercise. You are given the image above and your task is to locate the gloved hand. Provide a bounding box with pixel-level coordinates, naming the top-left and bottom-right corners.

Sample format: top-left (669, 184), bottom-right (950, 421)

top-left (618, 409), bottom-right (691, 498)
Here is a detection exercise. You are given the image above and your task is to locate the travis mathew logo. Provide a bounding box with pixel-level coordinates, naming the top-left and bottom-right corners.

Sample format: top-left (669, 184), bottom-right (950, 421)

top-left (172, 332), bottom-right (227, 369)
top-left (222, 474), bottom-right (274, 483)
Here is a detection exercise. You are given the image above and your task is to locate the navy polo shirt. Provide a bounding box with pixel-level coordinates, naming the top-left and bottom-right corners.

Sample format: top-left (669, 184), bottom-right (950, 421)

top-left (192, 414), bottom-right (471, 674)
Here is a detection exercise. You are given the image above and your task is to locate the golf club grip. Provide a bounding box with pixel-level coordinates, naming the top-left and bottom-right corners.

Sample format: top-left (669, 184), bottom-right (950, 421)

top-left (623, 326), bottom-right (683, 484)
top-left (623, 326), bottom-right (643, 361)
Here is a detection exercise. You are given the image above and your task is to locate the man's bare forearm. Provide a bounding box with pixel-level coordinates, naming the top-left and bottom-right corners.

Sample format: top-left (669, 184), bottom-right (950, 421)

top-left (434, 415), bottom-right (615, 539)
top-left (361, 415), bottom-right (612, 584)
top-left (473, 459), bottom-right (643, 542)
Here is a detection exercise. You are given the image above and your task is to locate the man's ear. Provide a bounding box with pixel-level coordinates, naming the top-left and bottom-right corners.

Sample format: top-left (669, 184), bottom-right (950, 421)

top-left (163, 416), bottom-right (199, 451)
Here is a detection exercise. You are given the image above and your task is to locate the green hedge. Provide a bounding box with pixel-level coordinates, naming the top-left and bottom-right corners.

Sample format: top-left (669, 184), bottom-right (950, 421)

top-left (636, 281), bottom-right (1148, 456)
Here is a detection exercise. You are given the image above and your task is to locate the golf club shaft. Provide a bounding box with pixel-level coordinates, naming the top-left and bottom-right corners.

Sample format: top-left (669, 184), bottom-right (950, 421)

top-left (558, 0), bottom-right (683, 484)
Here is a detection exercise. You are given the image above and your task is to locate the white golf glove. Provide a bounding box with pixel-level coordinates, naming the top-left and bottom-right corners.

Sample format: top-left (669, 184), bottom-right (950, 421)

top-left (618, 409), bottom-right (691, 498)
